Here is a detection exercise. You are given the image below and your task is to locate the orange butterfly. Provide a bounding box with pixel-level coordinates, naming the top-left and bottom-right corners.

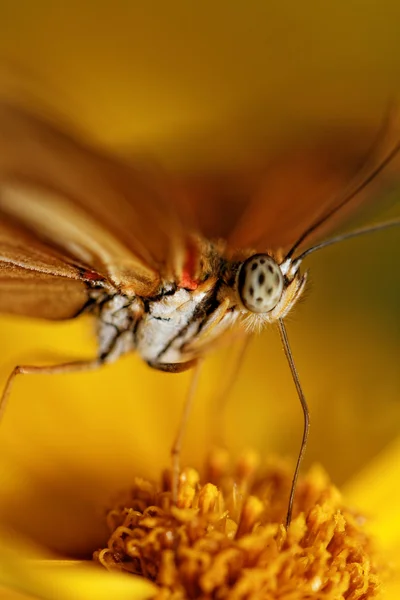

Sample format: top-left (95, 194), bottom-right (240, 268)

top-left (0, 99), bottom-right (399, 526)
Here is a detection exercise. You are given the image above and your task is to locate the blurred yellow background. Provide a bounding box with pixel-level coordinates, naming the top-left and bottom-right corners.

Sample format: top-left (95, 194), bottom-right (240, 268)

top-left (0, 0), bottom-right (399, 557)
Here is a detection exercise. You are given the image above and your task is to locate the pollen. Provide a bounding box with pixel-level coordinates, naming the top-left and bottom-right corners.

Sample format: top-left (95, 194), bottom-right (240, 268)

top-left (93, 450), bottom-right (380, 599)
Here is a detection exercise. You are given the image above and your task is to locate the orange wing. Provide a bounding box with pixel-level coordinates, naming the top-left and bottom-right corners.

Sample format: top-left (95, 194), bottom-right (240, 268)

top-left (0, 100), bottom-right (188, 296)
top-left (176, 121), bottom-right (400, 255)
top-left (0, 217), bottom-right (91, 319)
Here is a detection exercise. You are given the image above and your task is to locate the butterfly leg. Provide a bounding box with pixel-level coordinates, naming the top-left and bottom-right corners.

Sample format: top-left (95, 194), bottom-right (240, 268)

top-left (277, 319), bottom-right (310, 528)
top-left (0, 359), bottom-right (102, 425)
top-left (211, 334), bottom-right (251, 448)
top-left (170, 360), bottom-right (203, 504)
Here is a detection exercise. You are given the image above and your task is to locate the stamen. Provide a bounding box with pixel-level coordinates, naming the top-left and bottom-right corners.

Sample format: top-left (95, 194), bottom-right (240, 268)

top-left (94, 450), bottom-right (381, 599)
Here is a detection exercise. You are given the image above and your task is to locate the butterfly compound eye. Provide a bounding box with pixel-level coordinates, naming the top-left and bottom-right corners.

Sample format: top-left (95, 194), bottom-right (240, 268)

top-left (237, 254), bottom-right (284, 313)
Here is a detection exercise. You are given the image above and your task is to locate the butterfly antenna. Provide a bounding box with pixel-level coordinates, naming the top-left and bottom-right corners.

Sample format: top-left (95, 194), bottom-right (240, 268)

top-left (294, 217), bottom-right (400, 262)
top-left (286, 114), bottom-right (400, 261)
top-left (277, 318), bottom-right (310, 529)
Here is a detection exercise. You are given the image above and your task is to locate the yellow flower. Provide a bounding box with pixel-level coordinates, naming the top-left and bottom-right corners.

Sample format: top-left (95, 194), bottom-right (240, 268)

top-left (0, 433), bottom-right (400, 599)
top-left (0, 1), bottom-right (399, 598)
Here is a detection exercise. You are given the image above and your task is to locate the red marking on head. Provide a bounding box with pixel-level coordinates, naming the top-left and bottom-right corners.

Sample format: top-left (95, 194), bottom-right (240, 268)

top-left (179, 272), bottom-right (198, 290)
top-left (83, 270), bottom-right (101, 282)
top-left (178, 242), bottom-right (199, 290)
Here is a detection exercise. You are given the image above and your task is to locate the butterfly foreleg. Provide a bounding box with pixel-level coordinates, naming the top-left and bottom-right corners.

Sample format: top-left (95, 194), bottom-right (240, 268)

top-left (0, 359), bottom-right (102, 425)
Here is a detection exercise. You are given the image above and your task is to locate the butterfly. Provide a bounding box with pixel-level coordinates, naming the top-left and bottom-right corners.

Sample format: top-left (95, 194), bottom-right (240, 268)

top-left (0, 98), bottom-right (399, 526)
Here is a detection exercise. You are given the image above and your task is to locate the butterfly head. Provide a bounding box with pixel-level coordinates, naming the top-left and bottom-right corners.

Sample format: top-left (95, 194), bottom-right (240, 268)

top-left (236, 253), bottom-right (307, 328)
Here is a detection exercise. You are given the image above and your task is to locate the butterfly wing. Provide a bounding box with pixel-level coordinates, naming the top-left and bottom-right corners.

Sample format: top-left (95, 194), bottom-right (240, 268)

top-left (0, 216), bottom-right (93, 319)
top-left (0, 100), bottom-right (187, 298)
top-left (177, 122), bottom-right (400, 255)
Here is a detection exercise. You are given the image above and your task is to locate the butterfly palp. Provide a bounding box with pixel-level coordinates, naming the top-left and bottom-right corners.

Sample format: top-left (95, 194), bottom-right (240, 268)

top-left (237, 254), bottom-right (284, 314)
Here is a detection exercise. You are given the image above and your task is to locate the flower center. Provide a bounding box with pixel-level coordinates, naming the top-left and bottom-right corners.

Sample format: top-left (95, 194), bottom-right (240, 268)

top-left (93, 450), bottom-right (380, 599)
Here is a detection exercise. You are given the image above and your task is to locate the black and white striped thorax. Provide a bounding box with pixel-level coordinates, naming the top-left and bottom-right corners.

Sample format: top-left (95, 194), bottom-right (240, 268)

top-left (88, 275), bottom-right (240, 371)
top-left (135, 283), bottom-right (239, 369)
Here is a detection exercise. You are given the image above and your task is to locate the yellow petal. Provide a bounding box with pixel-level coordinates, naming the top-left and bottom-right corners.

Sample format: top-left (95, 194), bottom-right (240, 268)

top-left (0, 531), bottom-right (156, 600)
top-left (344, 437), bottom-right (400, 555)
top-left (344, 438), bottom-right (400, 599)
